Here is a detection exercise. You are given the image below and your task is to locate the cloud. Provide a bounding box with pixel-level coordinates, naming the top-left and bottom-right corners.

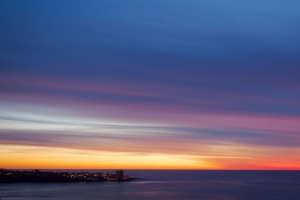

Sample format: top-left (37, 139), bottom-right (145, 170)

top-left (1, 72), bottom-right (300, 118)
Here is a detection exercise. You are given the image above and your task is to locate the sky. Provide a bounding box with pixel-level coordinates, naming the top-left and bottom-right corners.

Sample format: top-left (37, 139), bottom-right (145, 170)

top-left (1, 0), bottom-right (300, 169)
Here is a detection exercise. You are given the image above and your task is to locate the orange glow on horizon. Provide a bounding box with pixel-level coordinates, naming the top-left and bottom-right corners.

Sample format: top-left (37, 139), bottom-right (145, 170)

top-left (1, 144), bottom-right (300, 170)
top-left (0, 144), bottom-right (217, 170)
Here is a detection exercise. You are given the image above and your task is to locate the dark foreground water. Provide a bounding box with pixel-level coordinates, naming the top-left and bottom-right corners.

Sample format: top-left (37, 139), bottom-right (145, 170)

top-left (1, 170), bottom-right (300, 200)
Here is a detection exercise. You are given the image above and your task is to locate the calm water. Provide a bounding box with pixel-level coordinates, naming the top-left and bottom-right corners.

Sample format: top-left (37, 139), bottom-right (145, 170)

top-left (1, 170), bottom-right (300, 200)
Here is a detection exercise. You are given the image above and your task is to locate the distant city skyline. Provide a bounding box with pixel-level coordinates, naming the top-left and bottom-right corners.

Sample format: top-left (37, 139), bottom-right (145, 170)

top-left (1, 0), bottom-right (300, 169)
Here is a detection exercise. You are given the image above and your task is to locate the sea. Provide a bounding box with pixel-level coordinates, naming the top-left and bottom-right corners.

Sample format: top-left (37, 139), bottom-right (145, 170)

top-left (1, 170), bottom-right (300, 200)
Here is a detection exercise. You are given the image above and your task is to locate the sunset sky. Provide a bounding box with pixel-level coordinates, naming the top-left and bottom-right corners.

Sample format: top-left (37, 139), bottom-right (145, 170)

top-left (1, 0), bottom-right (300, 169)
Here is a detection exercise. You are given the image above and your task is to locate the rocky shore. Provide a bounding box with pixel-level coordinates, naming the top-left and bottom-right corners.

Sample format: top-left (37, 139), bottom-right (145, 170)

top-left (0, 169), bottom-right (138, 183)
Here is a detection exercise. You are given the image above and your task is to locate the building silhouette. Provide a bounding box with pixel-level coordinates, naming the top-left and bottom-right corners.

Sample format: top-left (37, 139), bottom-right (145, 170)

top-left (116, 170), bottom-right (124, 179)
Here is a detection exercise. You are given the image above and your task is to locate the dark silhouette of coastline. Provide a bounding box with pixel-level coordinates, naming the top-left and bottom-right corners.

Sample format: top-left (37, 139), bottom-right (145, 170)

top-left (0, 168), bottom-right (138, 183)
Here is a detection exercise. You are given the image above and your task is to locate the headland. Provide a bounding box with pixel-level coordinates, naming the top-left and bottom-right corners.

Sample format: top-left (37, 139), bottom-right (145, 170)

top-left (0, 168), bottom-right (138, 183)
